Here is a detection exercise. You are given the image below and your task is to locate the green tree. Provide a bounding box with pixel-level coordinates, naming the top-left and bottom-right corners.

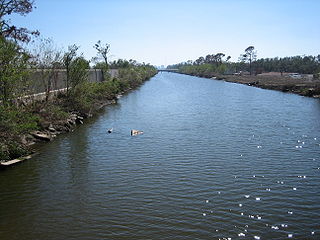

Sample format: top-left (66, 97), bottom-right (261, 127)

top-left (63, 44), bottom-right (79, 94)
top-left (0, 37), bottom-right (30, 105)
top-left (69, 56), bottom-right (89, 90)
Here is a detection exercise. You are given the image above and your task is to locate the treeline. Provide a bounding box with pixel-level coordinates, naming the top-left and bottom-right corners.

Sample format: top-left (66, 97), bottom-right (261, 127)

top-left (254, 56), bottom-right (320, 74)
top-left (168, 46), bottom-right (320, 76)
top-left (0, 0), bottom-right (157, 161)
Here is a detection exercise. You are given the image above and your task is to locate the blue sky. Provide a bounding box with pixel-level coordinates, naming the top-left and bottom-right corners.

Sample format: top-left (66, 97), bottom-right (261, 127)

top-left (9, 0), bottom-right (320, 66)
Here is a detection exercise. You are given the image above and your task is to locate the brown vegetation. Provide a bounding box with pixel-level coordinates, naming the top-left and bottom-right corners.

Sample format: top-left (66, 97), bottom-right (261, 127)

top-left (214, 74), bottom-right (320, 97)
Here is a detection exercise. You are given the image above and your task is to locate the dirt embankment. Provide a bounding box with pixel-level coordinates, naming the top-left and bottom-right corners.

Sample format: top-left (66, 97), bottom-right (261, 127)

top-left (214, 74), bottom-right (320, 98)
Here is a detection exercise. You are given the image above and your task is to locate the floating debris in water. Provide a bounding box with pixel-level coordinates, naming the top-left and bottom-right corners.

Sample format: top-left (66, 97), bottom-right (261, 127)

top-left (256, 215), bottom-right (262, 220)
top-left (238, 233), bottom-right (245, 237)
top-left (131, 129), bottom-right (144, 136)
top-left (298, 175), bottom-right (307, 178)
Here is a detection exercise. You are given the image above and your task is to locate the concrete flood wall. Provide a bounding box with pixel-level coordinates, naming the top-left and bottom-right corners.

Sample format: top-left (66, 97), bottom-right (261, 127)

top-left (16, 69), bottom-right (119, 104)
top-left (27, 69), bottom-right (119, 94)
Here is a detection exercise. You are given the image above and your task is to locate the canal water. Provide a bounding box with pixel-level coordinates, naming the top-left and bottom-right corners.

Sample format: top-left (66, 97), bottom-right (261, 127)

top-left (1, 72), bottom-right (320, 239)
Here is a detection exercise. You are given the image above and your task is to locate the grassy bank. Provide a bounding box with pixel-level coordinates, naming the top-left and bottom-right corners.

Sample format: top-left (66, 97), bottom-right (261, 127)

top-left (0, 65), bottom-right (157, 162)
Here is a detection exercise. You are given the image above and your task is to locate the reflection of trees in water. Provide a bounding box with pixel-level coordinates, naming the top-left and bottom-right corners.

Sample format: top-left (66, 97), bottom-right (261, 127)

top-left (64, 127), bottom-right (92, 211)
top-left (67, 126), bottom-right (90, 184)
top-left (0, 153), bottom-right (42, 234)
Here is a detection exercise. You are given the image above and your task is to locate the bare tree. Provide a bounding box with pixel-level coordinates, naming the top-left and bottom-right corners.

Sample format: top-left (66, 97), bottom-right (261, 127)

top-left (0, 0), bottom-right (39, 42)
top-left (31, 38), bottom-right (63, 101)
top-left (94, 40), bottom-right (110, 68)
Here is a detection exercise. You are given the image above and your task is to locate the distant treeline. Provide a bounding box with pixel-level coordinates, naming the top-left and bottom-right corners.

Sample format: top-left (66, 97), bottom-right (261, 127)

top-left (254, 56), bottom-right (320, 74)
top-left (168, 47), bottom-right (320, 76)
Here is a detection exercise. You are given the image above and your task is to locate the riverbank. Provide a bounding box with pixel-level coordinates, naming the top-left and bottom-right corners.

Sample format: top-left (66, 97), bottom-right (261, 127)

top-left (178, 71), bottom-right (320, 98)
top-left (216, 74), bottom-right (320, 98)
top-left (0, 66), bottom-right (157, 167)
